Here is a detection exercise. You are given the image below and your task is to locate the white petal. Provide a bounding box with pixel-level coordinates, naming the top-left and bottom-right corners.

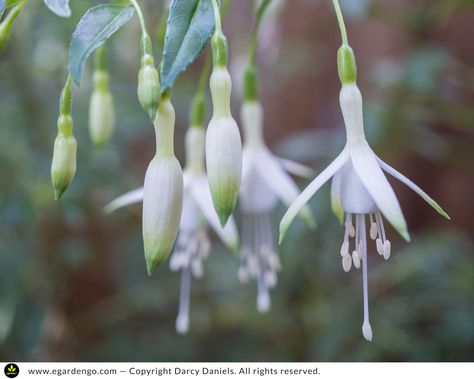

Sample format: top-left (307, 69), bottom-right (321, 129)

top-left (376, 157), bottom-right (450, 220)
top-left (103, 187), bottom-right (143, 214)
top-left (190, 176), bottom-right (239, 252)
top-left (257, 148), bottom-right (315, 227)
top-left (279, 148), bottom-right (349, 244)
top-left (278, 157), bottom-right (314, 178)
top-left (350, 144), bottom-right (410, 241)
top-left (240, 163), bottom-right (278, 213)
top-left (330, 171), bottom-right (344, 225)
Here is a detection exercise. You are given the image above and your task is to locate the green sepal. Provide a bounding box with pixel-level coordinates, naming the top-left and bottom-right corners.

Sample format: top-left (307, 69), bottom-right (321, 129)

top-left (243, 65), bottom-right (258, 101)
top-left (190, 92), bottom-right (206, 128)
top-left (337, 44), bottom-right (357, 85)
top-left (211, 31), bottom-right (228, 68)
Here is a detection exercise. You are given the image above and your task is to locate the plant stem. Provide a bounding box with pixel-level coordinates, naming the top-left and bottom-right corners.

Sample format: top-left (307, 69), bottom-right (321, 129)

top-left (247, 0), bottom-right (273, 66)
top-left (197, 50), bottom-right (212, 95)
top-left (211, 0), bottom-right (222, 34)
top-left (331, 0), bottom-right (348, 45)
top-left (129, 0), bottom-right (147, 36)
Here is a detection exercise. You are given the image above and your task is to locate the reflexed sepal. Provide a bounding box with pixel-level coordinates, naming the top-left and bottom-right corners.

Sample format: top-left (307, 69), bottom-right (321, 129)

top-left (142, 156), bottom-right (183, 275)
top-left (51, 134), bottom-right (77, 200)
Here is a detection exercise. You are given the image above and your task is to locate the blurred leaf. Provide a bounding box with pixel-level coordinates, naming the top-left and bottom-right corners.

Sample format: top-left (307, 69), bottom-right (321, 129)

top-left (43, 0), bottom-right (71, 18)
top-left (68, 4), bottom-right (135, 85)
top-left (160, 0), bottom-right (216, 90)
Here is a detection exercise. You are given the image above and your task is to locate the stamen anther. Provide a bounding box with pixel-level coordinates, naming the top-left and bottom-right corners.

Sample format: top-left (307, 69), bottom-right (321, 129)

top-left (352, 250), bottom-right (361, 269)
top-left (383, 240), bottom-right (391, 260)
top-left (376, 238), bottom-right (384, 256)
top-left (342, 255), bottom-right (352, 272)
top-left (340, 241), bottom-right (349, 257)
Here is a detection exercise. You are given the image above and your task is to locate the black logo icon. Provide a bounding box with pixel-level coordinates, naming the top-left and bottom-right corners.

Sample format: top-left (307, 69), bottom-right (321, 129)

top-left (4, 363), bottom-right (19, 378)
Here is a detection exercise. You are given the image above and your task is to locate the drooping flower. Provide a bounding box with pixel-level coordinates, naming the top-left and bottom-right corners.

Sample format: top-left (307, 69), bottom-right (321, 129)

top-left (205, 11), bottom-right (242, 227)
top-left (280, 45), bottom-right (450, 341)
top-left (142, 96), bottom-right (183, 275)
top-left (239, 99), bottom-right (315, 313)
top-left (105, 127), bottom-right (238, 334)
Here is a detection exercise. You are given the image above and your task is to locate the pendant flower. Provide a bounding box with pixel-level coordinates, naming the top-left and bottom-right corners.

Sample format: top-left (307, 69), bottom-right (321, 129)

top-left (105, 127), bottom-right (238, 334)
top-left (279, 51), bottom-right (450, 340)
top-left (239, 100), bottom-right (315, 312)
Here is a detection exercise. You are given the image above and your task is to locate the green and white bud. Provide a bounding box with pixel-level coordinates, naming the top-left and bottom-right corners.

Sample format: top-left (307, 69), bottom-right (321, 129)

top-left (206, 67), bottom-right (242, 226)
top-left (51, 132), bottom-right (77, 201)
top-left (142, 97), bottom-right (183, 275)
top-left (137, 34), bottom-right (160, 121)
top-left (89, 71), bottom-right (115, 147)
top-left (51, 75), bottom-right (76, 200)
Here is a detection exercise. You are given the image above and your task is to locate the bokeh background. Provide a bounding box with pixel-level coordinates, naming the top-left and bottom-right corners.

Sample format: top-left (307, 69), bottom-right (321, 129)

top-left (1, 0), bottom-right (473, 361)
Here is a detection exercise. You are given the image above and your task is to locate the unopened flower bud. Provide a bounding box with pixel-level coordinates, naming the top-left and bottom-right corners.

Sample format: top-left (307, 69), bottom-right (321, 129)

top-left (143, 156), bottom-right (183, 275)
top-left (51, 133), bottom-right (77, 200)
top-left (137, 34), bottom-right (160, 121)
top-left (89, 71), bottom-right (115, 147)
top-left (51, 75), bottom-right (76, 200)
top-left (206, 67), bottom-right (242, 227)
top-left (142, 98), bottom-right (183, 275)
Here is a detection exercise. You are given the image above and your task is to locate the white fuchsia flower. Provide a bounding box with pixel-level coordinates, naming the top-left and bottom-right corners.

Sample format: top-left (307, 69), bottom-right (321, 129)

top-left (279, 50), bottom-right (450, 340)
top-left (205, 17), bottom-right (243, 227)
top-left (105, 127), bottom-right (238, 334)
top-left (142, 97), bottom-right (183, 275)
top-left (239, 100), bottom-right (315, 313)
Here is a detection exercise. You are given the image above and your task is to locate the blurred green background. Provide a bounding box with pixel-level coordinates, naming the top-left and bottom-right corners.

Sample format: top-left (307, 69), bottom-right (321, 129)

top-left (0, 0), bottom-right (473, 361)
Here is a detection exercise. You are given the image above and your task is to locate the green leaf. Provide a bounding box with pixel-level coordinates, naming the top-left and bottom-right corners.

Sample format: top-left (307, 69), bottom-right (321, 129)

top-left (68, 4), bottom-right (135, 85)
top-left (43, 0), bottom-right (71, 18)
top-left (160, 0), bottom-right (217, 90)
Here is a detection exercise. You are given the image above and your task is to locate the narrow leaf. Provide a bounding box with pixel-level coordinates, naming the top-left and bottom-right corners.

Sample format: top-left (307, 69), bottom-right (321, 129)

top-left (69, 4), bottom-right (134, 85)
top-left (43, 0), bottom-right (71, 17)
top-left (160, 0), bottom-right (216, 90)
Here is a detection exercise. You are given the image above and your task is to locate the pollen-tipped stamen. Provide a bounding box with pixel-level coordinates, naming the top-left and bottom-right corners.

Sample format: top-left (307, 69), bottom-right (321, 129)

top-left (359, 214), bottom-right (373, 342)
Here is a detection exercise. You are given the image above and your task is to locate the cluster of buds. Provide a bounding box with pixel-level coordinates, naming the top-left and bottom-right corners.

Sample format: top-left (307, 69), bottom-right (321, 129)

top-left (89, 46), bottom-right (115, 147)
top-left (206, 27), bottom-right (242, 227)
top-left (142, 93), bottom-right (183, 275)
top-left (51, 76), bottom-right (77, 200)
top-left (137, 33), bottom-right (161, 121)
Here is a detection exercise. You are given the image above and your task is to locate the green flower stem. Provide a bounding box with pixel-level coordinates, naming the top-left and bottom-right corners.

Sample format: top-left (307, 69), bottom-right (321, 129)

top-left (59, 75), bottom-right (73, 118)
top-left (247, 0), bottom-right (272, 66)
top-left (211, 0), bottom-right (222, 34)
top-left (94, 45), bottom-right (107, 72)
top-left (243, 0), bottom-right (273, 101)
top-left (129, 0), bottom-right (147, 37)
top-left (190, 51), bottom-right (212, 128)
top-left (331, 0), bottom-right (348, 45)
top-left (331, 0), bottom-right (357, 84)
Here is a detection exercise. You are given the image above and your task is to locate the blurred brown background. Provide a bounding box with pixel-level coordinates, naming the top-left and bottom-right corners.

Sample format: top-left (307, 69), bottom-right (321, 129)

top-left (0, 0), bottom-right (473, 361)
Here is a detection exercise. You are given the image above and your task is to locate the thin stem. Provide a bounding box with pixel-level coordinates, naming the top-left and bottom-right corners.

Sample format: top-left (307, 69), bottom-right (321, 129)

top-left (331, 0), bottom-right (348, 45)
top-left (129, 0), bottom-right (147, 35)
top-left (197, 49), bottom-right (212, 95)
top-left (211, 0), bottom-right (222, 34)
top-left (248, 0), bottom-right (273, 66)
